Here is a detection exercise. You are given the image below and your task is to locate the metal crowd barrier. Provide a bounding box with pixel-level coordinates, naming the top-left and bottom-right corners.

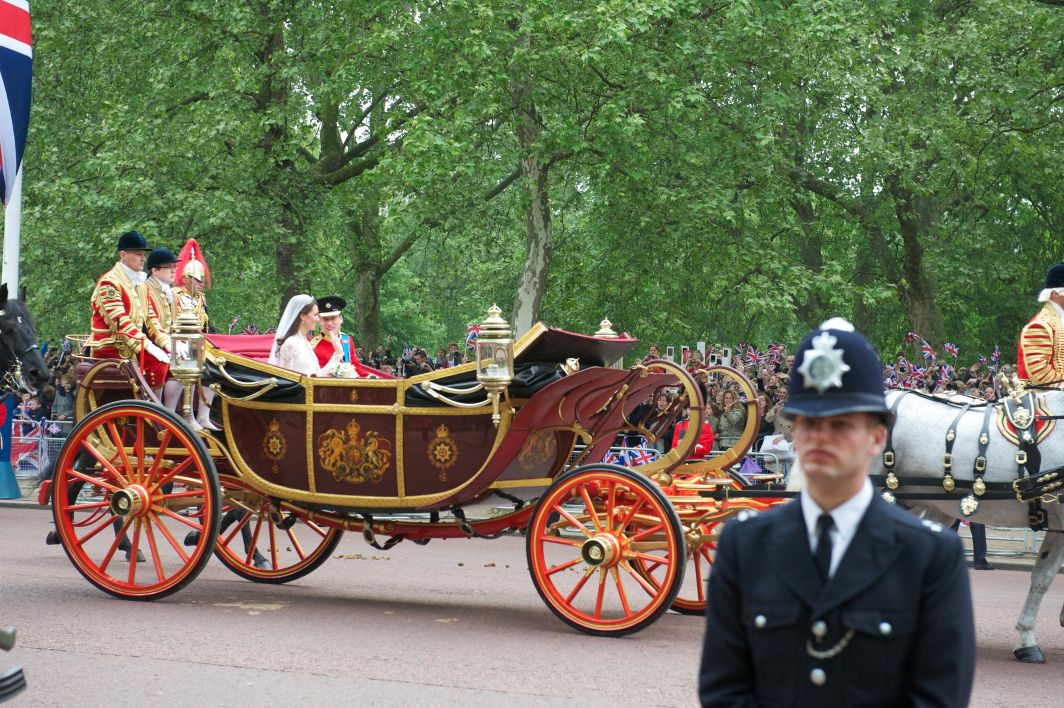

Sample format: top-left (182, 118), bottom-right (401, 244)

top-left (11, 418), bottom-right (72, 494)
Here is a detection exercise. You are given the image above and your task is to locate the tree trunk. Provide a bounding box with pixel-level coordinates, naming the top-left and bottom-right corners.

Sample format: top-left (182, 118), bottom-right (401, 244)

top-left (789, 195), bottom-right (823, 328)
top-left (889, 182), bottom-right (947, 344)
top-left (349, 208), bottom-right (384, 351)
top-left (509, 34), bottom-right (551, 337)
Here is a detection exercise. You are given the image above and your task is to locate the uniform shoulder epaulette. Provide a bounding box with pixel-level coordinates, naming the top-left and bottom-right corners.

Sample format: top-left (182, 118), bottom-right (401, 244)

top-left (920, 519), bottom-right (945, 533)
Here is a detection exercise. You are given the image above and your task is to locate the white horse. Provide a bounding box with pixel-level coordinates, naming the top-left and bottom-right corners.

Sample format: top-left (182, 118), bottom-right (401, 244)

top-left (789, 388), bottom-right (1064, 663)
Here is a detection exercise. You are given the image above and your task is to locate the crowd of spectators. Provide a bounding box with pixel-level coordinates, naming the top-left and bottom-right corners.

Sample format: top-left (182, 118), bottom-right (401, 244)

top-left (14, 339), bottom-right (78, 429)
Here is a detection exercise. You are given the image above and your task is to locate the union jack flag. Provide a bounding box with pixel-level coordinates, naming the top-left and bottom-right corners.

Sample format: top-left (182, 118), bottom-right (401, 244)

top-left (977, 353), bottom-right (987, 365)
top-left (938, 363), bottom-right (955, 385)
top-left (465, 322), bottom-right (479, 349)
top-left (227, 315), bottom-right (241, 335)
top-left (745, 348), bottom-right (765, 366)
top-left (991, 345), bottom-right (1000, 363)
top-left (603, 450), bottom-right (623, 466)
top-left (906, 332), bottom-right (921, 345)
top-left (767, 343), bottom-right (786, 362)
top-left (911, 364), bottom-right (926, 376)
top-left (242, 323), bottom-right (259, 335)
top-left (944, 342), bottom-right (959, 358)
top-left (0, 0), bottom-right (32, 205)
top-left (627, 448), bottom-right (656, 466)
top-left (920, 340), bottom-right (936, 361)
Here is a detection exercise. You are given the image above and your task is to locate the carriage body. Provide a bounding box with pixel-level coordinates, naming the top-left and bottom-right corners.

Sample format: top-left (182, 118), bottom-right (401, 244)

top-left (50, 318), bottom-right (775, 635)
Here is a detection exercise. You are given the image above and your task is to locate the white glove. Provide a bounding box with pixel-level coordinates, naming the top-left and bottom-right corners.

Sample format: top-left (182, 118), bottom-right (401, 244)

top-left (144, 340), bottom-right (170, 364)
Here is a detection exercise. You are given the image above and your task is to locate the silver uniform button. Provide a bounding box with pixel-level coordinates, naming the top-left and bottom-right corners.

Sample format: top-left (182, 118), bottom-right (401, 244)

top-left (810, 668), bottom-right (827, 686)
top-left (811, 620), bottom-right (827, 638)
top-left (755, 614), bottom-right (767, 629)
top-left (879, 621), bottom-right (892, 636)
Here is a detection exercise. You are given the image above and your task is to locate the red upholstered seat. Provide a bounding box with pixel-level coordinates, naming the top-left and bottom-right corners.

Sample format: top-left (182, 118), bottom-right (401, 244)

top-left (205, 334), bottom-right (397, 378)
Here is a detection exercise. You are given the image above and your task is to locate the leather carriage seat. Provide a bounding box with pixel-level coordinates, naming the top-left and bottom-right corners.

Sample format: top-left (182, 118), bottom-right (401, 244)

top-left (204, 334), bottom-right (395, 379)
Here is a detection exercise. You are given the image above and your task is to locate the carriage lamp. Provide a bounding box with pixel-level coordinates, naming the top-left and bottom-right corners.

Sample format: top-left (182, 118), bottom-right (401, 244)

top-left (475, 304), bottom-right (514, 426)
top-left (170, 310), bottom-right (206, 424)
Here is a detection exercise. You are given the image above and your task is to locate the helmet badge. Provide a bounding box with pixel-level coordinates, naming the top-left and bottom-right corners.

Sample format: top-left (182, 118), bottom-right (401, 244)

top-left (798, 332), bottom-right (851, 393)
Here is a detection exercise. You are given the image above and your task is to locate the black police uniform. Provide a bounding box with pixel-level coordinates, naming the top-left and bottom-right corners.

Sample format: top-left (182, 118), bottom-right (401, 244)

top-left (698, 321), bottom-right (975, 708)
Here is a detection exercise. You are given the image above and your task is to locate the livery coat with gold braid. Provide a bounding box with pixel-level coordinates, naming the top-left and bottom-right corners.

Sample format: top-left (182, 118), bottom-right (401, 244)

top-left (89, 263), bottom-right (169, 387)
top-left (1017, 302), bottom-right (1064, 385)
top-left (144, 277), bottom-right (173, 351)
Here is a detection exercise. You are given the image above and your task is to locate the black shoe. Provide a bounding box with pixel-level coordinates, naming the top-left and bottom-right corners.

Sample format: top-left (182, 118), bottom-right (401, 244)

top-left (252, 552), bottom-right (271, 570)
top-left (973, 561), bottom-right (994, 570)
top-left (125, 549), bottom-right (145, 563)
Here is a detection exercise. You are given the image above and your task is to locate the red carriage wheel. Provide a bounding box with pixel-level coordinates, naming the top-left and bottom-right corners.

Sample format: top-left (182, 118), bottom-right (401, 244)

top-left (526, 464), bottom-right (685, 636)
top-left (209, 474), bottom-right (343, 583)
top-left (50, 401), bottom-right (220, 600)
top-left (633, 521), bottom-right (718, 615)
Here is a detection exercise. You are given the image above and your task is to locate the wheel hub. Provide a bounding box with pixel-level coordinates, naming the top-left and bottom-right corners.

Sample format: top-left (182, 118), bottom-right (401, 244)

top-left (581, 533), bottom-right (622, 568)
top-left (109, 485), bottom-right (149, 518)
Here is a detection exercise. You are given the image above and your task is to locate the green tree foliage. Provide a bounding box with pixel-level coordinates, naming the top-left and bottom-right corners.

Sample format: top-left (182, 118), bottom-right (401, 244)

top-left (17, 0), bottom-right (1064, 358)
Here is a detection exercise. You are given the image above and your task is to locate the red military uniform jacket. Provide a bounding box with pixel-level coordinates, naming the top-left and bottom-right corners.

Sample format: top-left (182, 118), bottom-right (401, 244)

top-left (1017, 302), bottom-right (1064, 384)
top-left (89, 263), bottom-right (169, 387)
top-left (313, 332), bottom-right (368, 377)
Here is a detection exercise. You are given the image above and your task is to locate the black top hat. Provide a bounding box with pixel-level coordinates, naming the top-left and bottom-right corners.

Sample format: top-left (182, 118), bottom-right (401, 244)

top-left (317, 295), bottom-right (347, 317)
top-left (117, 231), bottom-right (150, 252)
top-left (146, 247), bottom-right (178, 272)
top-left (781, 319), bottom-right (888, 419)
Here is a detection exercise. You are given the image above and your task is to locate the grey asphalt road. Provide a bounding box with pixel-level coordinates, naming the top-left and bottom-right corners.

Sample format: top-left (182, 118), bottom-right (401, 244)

top-left (1, 506), bottom-right (1063, 707)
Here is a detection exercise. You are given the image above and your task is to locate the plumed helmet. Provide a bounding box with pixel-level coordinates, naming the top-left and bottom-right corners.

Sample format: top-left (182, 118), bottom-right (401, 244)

top-left (781, 318), bottom-right (888, 419)
top-left (175, 238), bottom-right (211, 288)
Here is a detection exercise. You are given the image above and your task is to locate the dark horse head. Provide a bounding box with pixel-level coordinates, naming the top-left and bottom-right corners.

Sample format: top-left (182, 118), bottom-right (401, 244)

top-left (0, 284), bottom-right (49, 392)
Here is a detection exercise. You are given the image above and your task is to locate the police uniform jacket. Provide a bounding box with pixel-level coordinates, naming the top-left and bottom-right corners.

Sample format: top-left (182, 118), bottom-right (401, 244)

top-left (1017, 301), bottom-right (1064, 384)
top-left (699, 493), bottom-right (975, 708)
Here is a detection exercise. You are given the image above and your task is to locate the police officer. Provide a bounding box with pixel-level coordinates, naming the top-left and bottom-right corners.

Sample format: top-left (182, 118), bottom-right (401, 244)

top-left (699, 319), bottom-right (975, 707)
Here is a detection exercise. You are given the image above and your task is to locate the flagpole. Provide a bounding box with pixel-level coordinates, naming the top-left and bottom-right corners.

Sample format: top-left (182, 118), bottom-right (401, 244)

top-left (2, 165), bottom-right (22, 292)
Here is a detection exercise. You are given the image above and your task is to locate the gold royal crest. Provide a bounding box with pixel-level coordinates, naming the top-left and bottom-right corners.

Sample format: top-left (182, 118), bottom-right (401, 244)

top-left (427, 424), bottom-right (459, 481)
top-left (318, 420), bottom-right (392, 485)
top-left (263, 419), bottom-right (287, 474)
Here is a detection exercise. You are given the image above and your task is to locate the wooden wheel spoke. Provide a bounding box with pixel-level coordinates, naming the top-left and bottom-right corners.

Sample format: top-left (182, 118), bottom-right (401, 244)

top-left (542, 535), bottom-right (583, 548)
top-left (605, 480), bottom-right (616, 529)
top-left (610, 566), bottom-right (634, 618)
top-left (613, 497), bottom-right (645, 534)
top-left (578, 485), bottom-right (604, 533)
top-left (693, 558), bottom-right (706, 602)
top-left (143, 518), bottom-right (166, 582)
top-left (146, 429), bottom-right (174, 481)
top-left (245, 514), bottom-right (266, 566)
top-left (66, 500), bottom-right (110, 512)
top-left (105, 420), bottom-right (136, 479)
top-left (151, 457), bottom-right (195, 493)
top-left (148, 511), bottom-right (191, 563)
top-left (564, 567), bottom-right (596, 604)
top-left (134, 417), bottom-right (146, 483)
top-left (267, 522), bottom-right (279, 568)
top-left (127, 519), bottom-right (143, 585)
top-left (545, 555), bottom-right (585, 577)
top-left (155, 505), bottom-right (204, 531)
top-left (74, 513), bottom-right (120, 548)
top-left (628, 522), bottom-right (665, 544)
top-left (552, 504), bottom-right (594, 538)
top-left (222, 511), bottom-right (255, 547)
top-left (594, 570), bottom-right (607, 619)
top-left (285, 527), bottom-right (307, 561)
top-left (71, 446), bottom-right (124, 490)
top-left (620, 560), bottom-right (662, 597)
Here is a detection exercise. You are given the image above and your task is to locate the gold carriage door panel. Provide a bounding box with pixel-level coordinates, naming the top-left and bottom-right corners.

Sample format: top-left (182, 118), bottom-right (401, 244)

top-left (313, 412), bottom-right (400, 497)
top-left (403, 414), bottom-right (496, 496)
top-left (227, 407), bottom-right (311, 493)
top-left (494, 430), bottom-right (577, 482)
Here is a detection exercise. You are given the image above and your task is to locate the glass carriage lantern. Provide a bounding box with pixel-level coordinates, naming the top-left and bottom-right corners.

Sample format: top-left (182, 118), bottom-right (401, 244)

top-left (475, 304), bottom-right (514, 426)
top-left (169, 310), bottom-right (206, 424)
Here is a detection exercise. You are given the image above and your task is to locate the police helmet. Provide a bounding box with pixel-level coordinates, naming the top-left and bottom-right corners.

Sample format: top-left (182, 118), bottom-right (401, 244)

top-left (781, 317), bottom-right (888, 419)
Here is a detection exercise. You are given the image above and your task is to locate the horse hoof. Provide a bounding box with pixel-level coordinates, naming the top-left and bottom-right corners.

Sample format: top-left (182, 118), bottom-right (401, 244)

top-left (45, 530), bottom-right (60, 545)
top-left (184, 531), bottom-right (201, 547)
top-left (1014, 646), bottom-right (1046, 664)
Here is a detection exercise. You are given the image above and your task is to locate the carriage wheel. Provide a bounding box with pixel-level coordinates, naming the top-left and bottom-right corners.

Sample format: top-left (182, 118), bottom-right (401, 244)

top-left (51, 400), bottom-right (220, 600)
top-left (209, 474), bottom-right (343, 583)
top-left (526, 465), bottom-right (685, 636)
top-left (633, 521), bottom-right (719, 615)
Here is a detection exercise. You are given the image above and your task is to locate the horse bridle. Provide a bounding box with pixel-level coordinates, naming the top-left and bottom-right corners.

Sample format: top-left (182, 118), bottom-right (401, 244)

top-left (0, 312), bottom-right (40, 392)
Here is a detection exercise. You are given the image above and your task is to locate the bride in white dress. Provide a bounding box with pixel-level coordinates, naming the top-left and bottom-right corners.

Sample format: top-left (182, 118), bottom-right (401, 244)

top-left (267, 294), bottom-right (342, 376)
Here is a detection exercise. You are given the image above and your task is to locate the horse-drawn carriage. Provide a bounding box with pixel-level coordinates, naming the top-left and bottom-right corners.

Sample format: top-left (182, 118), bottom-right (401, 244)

top-left (41, 307), bottom-right (776, 636)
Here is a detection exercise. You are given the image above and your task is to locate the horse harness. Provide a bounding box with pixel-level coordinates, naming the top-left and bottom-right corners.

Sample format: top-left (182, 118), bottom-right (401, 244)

top-left (0, 307), bottom-right (38, 394)
top-left (874, 390), bottom-right (1064, 532)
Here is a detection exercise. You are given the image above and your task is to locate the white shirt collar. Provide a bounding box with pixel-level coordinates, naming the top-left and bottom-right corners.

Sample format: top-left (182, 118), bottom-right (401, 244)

top-left (119, 262), bottom-right (147, 285)
top-left (1049, 299), bottom-right (1064, 323)
top-left (800, 477), bottom-right (874, 578)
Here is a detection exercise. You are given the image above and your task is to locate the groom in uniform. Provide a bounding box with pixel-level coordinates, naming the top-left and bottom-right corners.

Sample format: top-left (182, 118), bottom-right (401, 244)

top-left (1018, 263), bottom-right (1064, 385)
top-left (699, 319), bottom-right (975, 707)
top-left (313, 296), bottom-right (368, 377)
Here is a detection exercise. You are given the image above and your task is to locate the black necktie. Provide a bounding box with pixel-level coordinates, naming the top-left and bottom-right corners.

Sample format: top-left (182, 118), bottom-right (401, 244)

top-left (815, 514), bottom-right (835, 583)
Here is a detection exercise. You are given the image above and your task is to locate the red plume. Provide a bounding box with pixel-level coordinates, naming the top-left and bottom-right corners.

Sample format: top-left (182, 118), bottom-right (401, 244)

top-left (175, 238), bottom-right (211, 288)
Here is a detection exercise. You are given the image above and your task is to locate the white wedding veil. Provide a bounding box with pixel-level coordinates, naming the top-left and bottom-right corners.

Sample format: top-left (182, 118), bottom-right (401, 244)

top-left (268, 294), bottom-right (313, 365)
